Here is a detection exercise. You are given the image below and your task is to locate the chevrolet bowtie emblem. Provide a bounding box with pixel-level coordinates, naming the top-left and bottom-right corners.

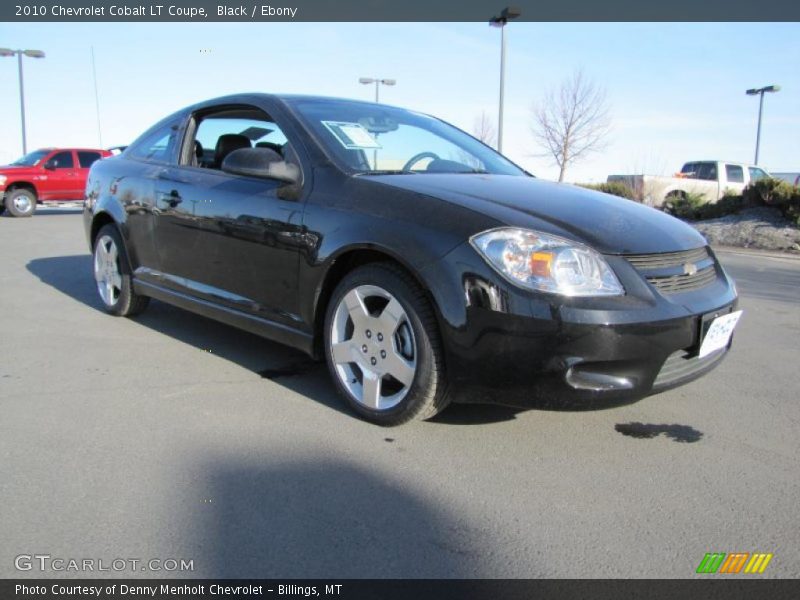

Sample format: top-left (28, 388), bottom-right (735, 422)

top-left (683, 262), bottom-right (698, 276)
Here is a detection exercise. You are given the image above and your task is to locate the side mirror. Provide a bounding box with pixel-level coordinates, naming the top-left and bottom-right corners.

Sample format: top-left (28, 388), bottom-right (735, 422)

top-left (43, 160), bottom-right (56, 171)
top-left (221, 147), bottom-right (300, 185)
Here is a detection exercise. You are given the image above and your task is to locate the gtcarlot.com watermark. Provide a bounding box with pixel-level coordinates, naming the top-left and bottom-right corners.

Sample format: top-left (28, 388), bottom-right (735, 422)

top-left (15, 554), bottom-right (194, 573)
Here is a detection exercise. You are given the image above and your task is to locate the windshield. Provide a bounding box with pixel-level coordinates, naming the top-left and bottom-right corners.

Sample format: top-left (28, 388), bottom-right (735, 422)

top-left (11, 150), bottom-right (50, 167)
top-left (287, 98), bottom-right (526, 176)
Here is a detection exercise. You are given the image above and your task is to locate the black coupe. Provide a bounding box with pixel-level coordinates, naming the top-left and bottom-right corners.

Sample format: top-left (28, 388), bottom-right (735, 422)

top-left (84, 94), bottom-right (740, 425)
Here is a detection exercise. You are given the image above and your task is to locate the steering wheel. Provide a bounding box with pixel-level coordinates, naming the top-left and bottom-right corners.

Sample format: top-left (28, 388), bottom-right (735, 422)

top-left (402, 152), bottom-right (440, 172)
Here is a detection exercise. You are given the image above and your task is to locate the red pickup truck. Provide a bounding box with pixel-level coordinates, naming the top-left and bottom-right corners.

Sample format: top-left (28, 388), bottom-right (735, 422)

top-left (1, 147), bottom-right (112, 217)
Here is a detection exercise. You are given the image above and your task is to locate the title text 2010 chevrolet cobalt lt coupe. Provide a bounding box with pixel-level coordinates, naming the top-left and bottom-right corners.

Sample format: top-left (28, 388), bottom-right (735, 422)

top-left (84, 94), bottom-right (740, 425)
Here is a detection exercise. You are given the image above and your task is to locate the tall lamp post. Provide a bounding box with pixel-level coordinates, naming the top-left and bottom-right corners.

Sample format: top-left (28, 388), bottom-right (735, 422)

top-left (489, 6), bottom-right (521, 154)
top-left (746, 85), bottom-right (780, 166)
top-left (358, 77), bottom-right (396, 170)
top-left (358, 77), bottom-right (396, 103)
top-left (0, 48), bottom-right (46, 155)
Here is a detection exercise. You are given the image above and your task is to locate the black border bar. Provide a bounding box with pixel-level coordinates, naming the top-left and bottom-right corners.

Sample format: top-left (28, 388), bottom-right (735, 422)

top-left (2, 0), bottom-right (800, 22)
top-left (3, 579), bottom-right (800, 600)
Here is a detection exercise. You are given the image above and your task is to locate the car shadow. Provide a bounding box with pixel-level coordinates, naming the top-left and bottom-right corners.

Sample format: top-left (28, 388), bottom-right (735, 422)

top-left (26, 254), bottom-right (346, 417)
top-left (429, 403), bottom-right (526, 425)
top-left (35, 207), bottom-right (84, 215)
top-left (26, 254), bottom-right (626, 425)
top-left (1, 207), bottom-right (83, 217)
top-left (194, 456), bottom-right (498, 577)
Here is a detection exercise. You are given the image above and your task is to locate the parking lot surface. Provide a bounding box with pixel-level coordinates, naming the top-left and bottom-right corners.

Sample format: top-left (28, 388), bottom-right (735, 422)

top-left (1, 209), bottom-right (798, 578)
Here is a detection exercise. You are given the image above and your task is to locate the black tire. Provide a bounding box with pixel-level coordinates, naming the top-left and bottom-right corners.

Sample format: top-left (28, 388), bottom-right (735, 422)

top-left (4, 188), bottom-right (37, 217)
top-left (323, 262), bottom-right (450, 425)
top-left (663, 190), bottom-right (687, 215)
top-left (92, 224), bottom-right (150, 317)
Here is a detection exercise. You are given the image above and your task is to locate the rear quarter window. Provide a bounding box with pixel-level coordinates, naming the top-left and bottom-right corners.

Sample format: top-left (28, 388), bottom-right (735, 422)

top-left (725, 164), bottom-right (744, 183)
top-left (78, 151), bottom-right (103, 168)
top-left (126, 119), bottom-right (182, 164)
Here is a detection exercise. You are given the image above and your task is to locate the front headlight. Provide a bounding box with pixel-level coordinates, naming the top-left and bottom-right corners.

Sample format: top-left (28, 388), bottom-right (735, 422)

top-left (470, 227), bottom-right (624, 296)
top-left (0, 175), bottom-right (6, 186)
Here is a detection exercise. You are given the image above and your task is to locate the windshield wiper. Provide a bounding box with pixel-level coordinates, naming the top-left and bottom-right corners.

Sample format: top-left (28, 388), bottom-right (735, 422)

top-left (356, 169), bottom-right (418, 176)
top-left (422, 169), bottom-right (490, 175)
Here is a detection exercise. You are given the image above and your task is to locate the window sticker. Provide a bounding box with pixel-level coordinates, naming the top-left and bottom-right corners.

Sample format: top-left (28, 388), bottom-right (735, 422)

top-left (322, 121), bottom-right (382, 150)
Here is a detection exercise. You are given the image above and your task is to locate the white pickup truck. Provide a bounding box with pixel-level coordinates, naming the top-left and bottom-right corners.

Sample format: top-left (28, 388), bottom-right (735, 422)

top-left (608, 161), bottom-right (771, 207)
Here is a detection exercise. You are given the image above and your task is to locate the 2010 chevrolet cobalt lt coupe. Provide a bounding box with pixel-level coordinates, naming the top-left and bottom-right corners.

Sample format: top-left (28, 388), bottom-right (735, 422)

top-left (84, 94), bottom-right (740, 425)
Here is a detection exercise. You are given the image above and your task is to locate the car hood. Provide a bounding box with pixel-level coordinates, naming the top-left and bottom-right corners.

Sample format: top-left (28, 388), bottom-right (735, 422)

top-left (366, 174), bottom-right (708, 255)
top-left (0, 165), bottom-right (38, 174)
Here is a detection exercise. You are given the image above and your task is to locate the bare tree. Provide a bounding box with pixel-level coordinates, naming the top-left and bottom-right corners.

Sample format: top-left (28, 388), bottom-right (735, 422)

top-left (530, 70), bottom-right (611, 182)
top-left (473, 111), bottom-right (497, 147)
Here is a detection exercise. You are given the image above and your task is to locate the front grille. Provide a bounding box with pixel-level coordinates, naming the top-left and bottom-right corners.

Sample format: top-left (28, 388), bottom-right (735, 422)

top-left (645, 266), bottom-right (717, 293)
top-left (626, 247), bottom-right (709, 270)
top-left (625, 247), bottom-right (717, 294)
top-left (653, 347), bottom-right (727, 389)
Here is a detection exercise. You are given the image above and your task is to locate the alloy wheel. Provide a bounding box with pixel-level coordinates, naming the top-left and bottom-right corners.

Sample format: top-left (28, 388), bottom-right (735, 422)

top-left (329, 284), bottom-right (417, 410)
top-left (94, 234), bottom-right (123, 307)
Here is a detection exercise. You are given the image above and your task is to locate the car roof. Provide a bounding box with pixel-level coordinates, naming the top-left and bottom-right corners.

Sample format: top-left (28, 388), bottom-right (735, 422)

top-left (186, 92), bottom-right (411, 114)
top-left (34, 147), bottom-right (109, 152)
top-left (684, 160), bottom-right (766, 169)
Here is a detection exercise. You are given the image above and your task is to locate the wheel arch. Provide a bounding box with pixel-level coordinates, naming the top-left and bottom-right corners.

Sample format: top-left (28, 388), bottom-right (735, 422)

top-left (90, 211), bottom-right (120, 247)
top-left (5, 181), bottom-right (38, 199)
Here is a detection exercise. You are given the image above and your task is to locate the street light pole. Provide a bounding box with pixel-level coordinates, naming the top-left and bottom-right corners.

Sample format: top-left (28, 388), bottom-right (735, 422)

top-left (0, 48), bottom-right (46, 155)
top-left (490, 6), bottom-right (521, 154)
top-left (358, 77), bottom-right (397, 170)
top-left (746, 85), bottom-right (781, 166)
top-left (358, 77), bottom-right (396, 104)
top-left (17, 52), bottom-right (27, 154)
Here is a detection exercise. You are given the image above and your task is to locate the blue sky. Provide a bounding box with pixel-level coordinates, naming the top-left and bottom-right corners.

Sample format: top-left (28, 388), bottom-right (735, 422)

top-left (0, 21), bottom-right (798, 181)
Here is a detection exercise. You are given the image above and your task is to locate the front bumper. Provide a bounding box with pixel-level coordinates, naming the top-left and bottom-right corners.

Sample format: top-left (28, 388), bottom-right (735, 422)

top-left (420, 243), bottom-right (739, 409)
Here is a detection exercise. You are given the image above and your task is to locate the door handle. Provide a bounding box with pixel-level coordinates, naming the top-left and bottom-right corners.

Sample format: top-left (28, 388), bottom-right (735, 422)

top-left (157, 189), bottom-right (182, 208)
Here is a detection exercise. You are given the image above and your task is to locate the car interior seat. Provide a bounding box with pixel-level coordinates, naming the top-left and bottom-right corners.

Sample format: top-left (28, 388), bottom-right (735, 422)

top-left (192, 140), bottom-right (204, 167)
top-left (214, 134), bottom-right (251, 169)
top-left (255, 141), bottom-right (285, 156)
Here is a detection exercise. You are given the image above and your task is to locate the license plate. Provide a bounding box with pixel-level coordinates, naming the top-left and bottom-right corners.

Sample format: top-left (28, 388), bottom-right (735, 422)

top-left (698, 310), bottom-right (742, 358)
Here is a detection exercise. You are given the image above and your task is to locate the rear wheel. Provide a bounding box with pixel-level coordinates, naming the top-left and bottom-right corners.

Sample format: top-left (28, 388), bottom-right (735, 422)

top-left (663, 190), bottom-right (688, 215)
top-left (5, 188), bottom-right (37, 217)
top-left (93, 224), bottom-right (149, 316)
top-left (324, 263), bottom-right (449, 425)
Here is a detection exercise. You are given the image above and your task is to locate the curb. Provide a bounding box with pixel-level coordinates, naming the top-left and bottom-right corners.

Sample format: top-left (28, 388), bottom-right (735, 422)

top-left (712, 245), bottom-right (800, 262)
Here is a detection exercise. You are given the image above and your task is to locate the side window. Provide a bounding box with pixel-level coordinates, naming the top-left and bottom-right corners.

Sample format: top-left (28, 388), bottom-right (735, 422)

top-left (49, 151), bottom-right (74, 169)
top-left (127, 121), bottom-right (180, 163)
top-left (681, 162), bottom-right (698, 176)
top-left (695, 163), bottom-right (717, 181)
top-left (77, 151), bottom-right (102, 168)
top-left (187, 109), bottom-right (289, 170)
top-left (726, 164), bottom-right (744, 183)
top-left (748, 167), bottom-right (768, 182)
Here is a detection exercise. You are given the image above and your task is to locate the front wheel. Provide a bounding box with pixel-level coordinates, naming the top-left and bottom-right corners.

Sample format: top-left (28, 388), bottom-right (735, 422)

top-left (4, 188), bottom-right (37, 217)
top-left (324, 263), bottom-right (450, 425)
top-left (92, 224), bottom-right (149, 316)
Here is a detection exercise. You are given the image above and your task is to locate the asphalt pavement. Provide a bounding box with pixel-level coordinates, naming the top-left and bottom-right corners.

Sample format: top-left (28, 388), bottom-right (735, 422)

top-left (1, 209), bottom-right (798, 578)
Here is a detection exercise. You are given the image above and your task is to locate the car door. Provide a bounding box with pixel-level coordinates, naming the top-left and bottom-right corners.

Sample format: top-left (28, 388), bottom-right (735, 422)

top-left (724, 164), bottom-right (746, 195)
top-left (40, 150), bottom-right (80, 199)
top-left (152, 105), bottom-right (308, 327)
top-left (117, 115), bottom-right (186, 279)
